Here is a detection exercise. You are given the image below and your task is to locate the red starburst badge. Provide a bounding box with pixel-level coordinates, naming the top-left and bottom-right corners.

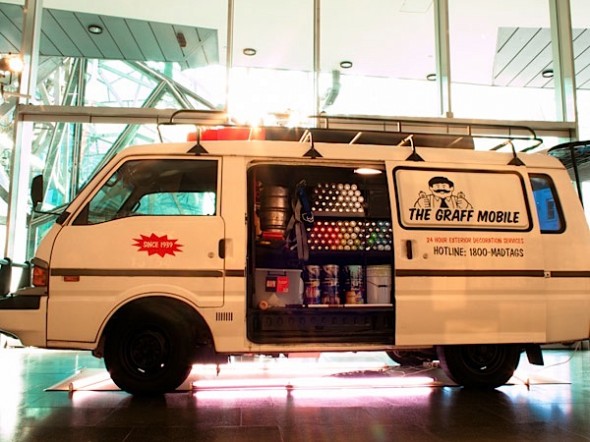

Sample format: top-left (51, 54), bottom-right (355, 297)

top-left (133, 233), bottom-right (183, 257)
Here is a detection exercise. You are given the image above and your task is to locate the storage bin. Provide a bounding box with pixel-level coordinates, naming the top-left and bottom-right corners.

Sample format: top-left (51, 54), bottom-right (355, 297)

top-left (253, 268), bottom-right (304, 308)
top-left (366, 265), bottom-right (391, 304)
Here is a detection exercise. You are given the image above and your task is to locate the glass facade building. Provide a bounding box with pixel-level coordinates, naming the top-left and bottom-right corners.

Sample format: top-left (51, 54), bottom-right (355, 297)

top-left (0, 0), bottom-right (588, 260)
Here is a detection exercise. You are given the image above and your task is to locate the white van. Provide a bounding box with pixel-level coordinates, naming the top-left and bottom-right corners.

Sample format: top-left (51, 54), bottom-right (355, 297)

top-left (1, 126), bottom-right (589, 395)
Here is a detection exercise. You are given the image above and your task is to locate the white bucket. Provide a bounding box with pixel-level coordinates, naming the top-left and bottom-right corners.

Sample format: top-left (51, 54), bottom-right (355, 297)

top-left (366, 265), bottom-right (391, 304)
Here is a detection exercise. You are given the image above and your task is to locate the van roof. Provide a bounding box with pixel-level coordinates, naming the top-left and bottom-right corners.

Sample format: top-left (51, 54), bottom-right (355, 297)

top-left (116, 139), bottom-right (564, 170)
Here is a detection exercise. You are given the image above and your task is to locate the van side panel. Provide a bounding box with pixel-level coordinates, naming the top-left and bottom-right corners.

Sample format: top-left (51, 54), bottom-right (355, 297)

top-left (46, 157), bottom-right (226, 345)
top-left (393, 277), bottom-right (547, 345)
top-left (389, 162), bottom-right (548, 346)
top-left (47, 217), bottom-right (225, 344)
top-left (536, 169), bottom-right (590, 342)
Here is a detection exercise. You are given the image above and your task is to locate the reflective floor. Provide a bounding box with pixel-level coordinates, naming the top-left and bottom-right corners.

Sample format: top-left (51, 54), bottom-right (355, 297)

top-left (0, 345), bottom-right (589, 442)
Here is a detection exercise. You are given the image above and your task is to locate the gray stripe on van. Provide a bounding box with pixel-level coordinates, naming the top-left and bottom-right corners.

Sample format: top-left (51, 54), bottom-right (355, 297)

top-left (51, 269), bottom-right (224, 278)
top-left (396, 269), bottom-right (590, 278)
top-left (396, 269), bottom-right (546, 277)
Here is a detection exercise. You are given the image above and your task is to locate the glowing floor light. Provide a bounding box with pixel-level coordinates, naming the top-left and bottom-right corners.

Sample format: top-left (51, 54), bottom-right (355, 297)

top-left (191, 355), bottom-right (439, 393)
top-left (192, 374), bottom-right (438, 392)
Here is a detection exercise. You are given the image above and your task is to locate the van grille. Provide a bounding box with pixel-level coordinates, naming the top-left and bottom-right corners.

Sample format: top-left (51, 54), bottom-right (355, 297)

top-left (216, 312), bottom-right (233, 322)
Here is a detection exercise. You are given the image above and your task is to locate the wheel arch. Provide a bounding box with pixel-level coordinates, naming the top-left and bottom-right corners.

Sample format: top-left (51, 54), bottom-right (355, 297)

top-left (94, 295), bottom-right (215, 360)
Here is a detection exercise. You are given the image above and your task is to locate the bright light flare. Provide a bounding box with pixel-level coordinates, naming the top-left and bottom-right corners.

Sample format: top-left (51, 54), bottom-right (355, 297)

top-left (0, 55), bottom-right (23, 73)
top-left (193, 374), bottom-right (438, 392)
top-left (7, 56), bottom-right (23, 73)
top-left (191, 354), bottom-right (439, 394)
top-left (354, 168), bottom-right (382, 175)
top-left (0, 349), bottom-right (24, 442)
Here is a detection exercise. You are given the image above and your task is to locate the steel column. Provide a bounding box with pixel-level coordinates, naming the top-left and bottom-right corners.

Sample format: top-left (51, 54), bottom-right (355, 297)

top-left (5, 0), bottom-right (43, 260)
top-left (434, 0), bottom-right (452, 118)
top-left (549, 0), bottom-right (578, 129)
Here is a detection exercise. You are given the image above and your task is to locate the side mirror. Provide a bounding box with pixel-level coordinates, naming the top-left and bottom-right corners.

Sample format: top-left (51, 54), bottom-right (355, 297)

top-left (31, 174), bottom-right (44, 211)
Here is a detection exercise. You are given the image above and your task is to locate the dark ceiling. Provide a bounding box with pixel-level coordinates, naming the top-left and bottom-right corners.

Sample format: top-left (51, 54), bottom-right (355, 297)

top-left (0, 3), bottom-right (218, 68)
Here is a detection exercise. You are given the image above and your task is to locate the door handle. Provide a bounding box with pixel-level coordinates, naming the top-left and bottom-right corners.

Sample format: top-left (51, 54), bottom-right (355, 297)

top-left (405, 240), bottom-right (413, 260)
top-left (218, 239), bottom-right (226, 259)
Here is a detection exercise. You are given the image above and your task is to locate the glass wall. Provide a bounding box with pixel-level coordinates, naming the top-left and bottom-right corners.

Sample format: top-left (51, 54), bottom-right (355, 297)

top-left (230, 0), bottom-right (314, 125)
top-left (0, 0), bottom-right (584, 123)
top-left (0, 0), bottom-right (586, 260)
top-left (319, 0), bottom-right (437, 117)
top-left (571, 0), bottom-right (590, 139)
top-left (0, 110), bottom-right (12, 255)
top-left (448, 0), bottom-right (556, 121)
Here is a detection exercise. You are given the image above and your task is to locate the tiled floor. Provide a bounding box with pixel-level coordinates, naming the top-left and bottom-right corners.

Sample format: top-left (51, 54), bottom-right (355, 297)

top-left (0, 345), bottom-right (589, 442)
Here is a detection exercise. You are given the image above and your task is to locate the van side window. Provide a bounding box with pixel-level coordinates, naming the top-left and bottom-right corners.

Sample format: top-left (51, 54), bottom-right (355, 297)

top-left (529, 174), bottom-right (564, 233)
top-left (74, 159), bottom-right (218, 225)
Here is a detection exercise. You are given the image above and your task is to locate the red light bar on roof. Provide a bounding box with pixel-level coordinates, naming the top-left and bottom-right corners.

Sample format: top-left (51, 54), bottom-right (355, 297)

top-left (187, 127), bottom-right (266, 141)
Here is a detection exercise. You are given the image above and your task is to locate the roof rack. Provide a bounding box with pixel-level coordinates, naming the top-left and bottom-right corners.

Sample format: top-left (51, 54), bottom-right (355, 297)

top-left (310, 115), bottom-right (543, 151)
top-left (157, 109), bottom-right (544, 152)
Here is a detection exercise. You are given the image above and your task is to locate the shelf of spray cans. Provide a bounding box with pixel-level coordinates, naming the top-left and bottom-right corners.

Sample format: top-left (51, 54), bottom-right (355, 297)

top-left (306, 219), bottom-right (392, 252)
top-left (311, 182), bottom-right (365, 216)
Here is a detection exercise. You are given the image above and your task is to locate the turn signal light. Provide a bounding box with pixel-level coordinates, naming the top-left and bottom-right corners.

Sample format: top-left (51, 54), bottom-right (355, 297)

top-left (32, 266), bottom-right (48, 287)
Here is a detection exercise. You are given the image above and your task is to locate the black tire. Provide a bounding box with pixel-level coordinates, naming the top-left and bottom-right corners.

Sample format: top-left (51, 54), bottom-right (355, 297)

top-left (386, 349), bottom-right (435, 366)
top-left (437, 344), bottom-right (521, 389)
top-left (104, 307), bottom-right (194, 395)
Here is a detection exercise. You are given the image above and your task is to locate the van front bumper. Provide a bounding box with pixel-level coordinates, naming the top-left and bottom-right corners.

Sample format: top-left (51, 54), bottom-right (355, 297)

top-left (0, 287), bottom-right (47, 347)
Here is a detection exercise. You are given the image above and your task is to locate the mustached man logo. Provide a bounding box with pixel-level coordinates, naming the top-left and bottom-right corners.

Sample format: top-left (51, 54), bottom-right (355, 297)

top-left (133, 233), bottom-right (183, 257)
top-left (408, 175), bottom-right (522, 225)
top-left (408, 176), bottom-right (476, 223)
top-left (414, 176), bottom-right (472, 210)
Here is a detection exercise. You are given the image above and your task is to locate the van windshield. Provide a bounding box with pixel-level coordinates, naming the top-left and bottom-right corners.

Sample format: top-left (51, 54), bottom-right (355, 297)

top-left (73, 158), bottom-right (218, 225)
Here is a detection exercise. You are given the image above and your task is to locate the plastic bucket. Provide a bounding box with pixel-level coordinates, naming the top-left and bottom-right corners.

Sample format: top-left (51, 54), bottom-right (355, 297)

top-left (366, 265), bottom-right (391, 304)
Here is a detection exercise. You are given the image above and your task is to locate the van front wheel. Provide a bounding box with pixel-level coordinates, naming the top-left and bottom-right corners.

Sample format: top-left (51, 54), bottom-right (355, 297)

top-left (437, 344), bottom-right (520, 389)
top-left (104, 309), bottom-right (194, 395)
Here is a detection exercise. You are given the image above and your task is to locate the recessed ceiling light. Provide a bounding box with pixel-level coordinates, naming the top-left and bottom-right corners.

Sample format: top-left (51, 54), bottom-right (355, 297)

top-left (426, 73), bottom-right (437, 81)
top-left (87, 24), bottom-right (103, 35)
top-left (339, 60), bottom-right (353, 69)
top-left (541, 69), bottom-right (554, 79)
top-left (243, 48), bottom-right (257, 56)
top-left (176, 32), bottom-right (187, 48)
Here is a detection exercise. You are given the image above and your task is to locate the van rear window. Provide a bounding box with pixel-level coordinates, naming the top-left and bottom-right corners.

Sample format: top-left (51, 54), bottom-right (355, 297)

top-left (529, 174), bottom-right (564, 233)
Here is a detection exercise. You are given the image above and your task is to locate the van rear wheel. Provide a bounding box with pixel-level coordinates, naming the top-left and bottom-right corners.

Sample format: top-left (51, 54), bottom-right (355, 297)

top-left (437, 344), bottom-right (520, 389)
top-left (104, 309), bottom-right (194, 395)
